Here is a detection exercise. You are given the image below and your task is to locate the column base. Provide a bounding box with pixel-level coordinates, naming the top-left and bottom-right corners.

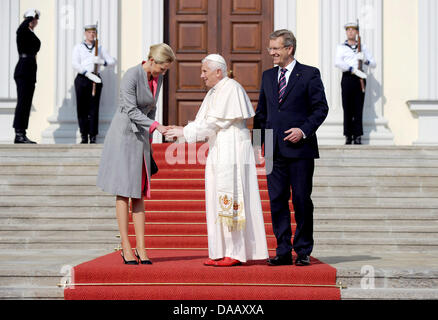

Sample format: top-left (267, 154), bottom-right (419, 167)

top-left (41, 115), bottom-right (112, 144)
top-left (408, 100), bottom-right (438, 146)
top-left (0, 99), bottom-right (17, 144)
top-left (318, 118), bottom-right (395, 145)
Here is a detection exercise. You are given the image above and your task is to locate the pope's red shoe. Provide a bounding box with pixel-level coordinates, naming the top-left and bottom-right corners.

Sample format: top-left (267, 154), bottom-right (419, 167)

top-left (214, 257), bottom-right (242, 267)
top-left (204, 258), bottom-right (222, 266)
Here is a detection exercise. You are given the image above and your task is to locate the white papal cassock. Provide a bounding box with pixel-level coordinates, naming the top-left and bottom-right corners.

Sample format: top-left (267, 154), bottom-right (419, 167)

top-left (182, 76), bottom-right (269, 263)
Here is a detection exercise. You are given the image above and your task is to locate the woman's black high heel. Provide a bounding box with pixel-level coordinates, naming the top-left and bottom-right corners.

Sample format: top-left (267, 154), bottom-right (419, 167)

top-left (121, 250), bottom-right (138, 265)
top-left (134, 249), bottom-right (153, 265)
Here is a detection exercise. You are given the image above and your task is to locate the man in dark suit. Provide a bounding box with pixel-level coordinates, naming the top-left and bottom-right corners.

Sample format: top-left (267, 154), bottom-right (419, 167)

top-left (254, 29), bottom-right (328, 266)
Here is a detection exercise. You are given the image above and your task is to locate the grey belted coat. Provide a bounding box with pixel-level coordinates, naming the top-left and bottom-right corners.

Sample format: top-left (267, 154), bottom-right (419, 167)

top-left (97, 63), bottom-right (163, 199)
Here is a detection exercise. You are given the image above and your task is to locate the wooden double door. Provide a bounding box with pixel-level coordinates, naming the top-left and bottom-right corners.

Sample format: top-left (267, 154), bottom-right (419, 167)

top-left (165, 0), bottom-right (274, 128)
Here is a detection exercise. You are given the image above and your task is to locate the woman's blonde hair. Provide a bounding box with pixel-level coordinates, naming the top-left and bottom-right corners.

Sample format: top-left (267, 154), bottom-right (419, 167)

top-left (148, 43), bottom-right (176, 64)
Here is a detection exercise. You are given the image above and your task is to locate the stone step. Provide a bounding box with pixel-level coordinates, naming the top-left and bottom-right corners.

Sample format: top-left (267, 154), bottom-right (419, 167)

top-left (0, 286), bottom-right (64, 300)
top-left (2, 145), bottom-right (438, 157)
top-left (2, 165), bottom-right (438, 176)
top-left (1, 184), bottom-right (437, 198)
top-left (314, 217), bottom-right (438, 226)
top-left (2, 195), bottom-right (437, 209)
top-left (318, 147), bottom-right (438, 159)
top-left (336, 267), bottom-right (438, 289)
top-left (3, 155), bottom-right (438, 167)
top-left (1, 223), bottom-right (437, 235)
top-left (0, 205), bottom-right (435, 217)
top-left (0, 238), bottom-right (117, 250)
top-left (0, 145), bottom-right (103, 156)
top-left (341, 288), bottom-right (438, 300)
top-left (0, 248), bottom-right (108, 271)
top-left (1, 234), bottom-right (437, 247)
top-left (0, 206), bottom-right (114, 215)
top-left (0, 224), bottom-right (118, 232)
top-left (316, 207), bottom-right (438, 215)
top-left (1, 211), bottom-right (436, 223)
top-left (314, 238), bottom-right (438, 252)
top-left (0, 217), bottom-right (117, 226)
top-left (2, 175), bottom-right (438, 187)
top-left (1, 232), bottom-right (437, 243)
top-left (0, 175), bottom-right (99, 186)
top-left (0, 241), bottom-right (436, 252)
top-left (314, 167), bottom-right (438, 176)
top-left (0, 165), bottom-right (98, 175)
top-left (1, 214), bottom-right (436, 228)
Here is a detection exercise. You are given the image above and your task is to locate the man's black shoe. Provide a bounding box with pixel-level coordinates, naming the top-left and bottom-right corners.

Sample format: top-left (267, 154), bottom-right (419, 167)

top-left (267, 254), bottom-right (293, 266)
top-left (89, 135), bottom-right (97, 144)
top-left (295, 255), bottom-right (311, 266)
top-left (14, 133), bottom-right (37, 144)
top-left (353, 136), bottom-right (362, 145)
top-left (345, 136), bottom-right (353, 145)
top-left (80, 134), bottom-right (88, 144)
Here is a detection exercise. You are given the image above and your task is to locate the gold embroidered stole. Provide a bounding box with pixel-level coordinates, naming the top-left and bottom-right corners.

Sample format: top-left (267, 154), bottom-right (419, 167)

top-left (214, 126), bottom-right (246, 232)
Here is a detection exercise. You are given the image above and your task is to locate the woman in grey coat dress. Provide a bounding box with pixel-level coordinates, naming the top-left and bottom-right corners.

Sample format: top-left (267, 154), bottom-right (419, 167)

top-left (97, 44), bottom-right (176, 264)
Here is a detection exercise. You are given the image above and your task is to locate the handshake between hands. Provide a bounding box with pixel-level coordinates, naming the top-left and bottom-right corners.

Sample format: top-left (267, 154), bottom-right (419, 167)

top-left (157, 125), bottom-right (184, 141)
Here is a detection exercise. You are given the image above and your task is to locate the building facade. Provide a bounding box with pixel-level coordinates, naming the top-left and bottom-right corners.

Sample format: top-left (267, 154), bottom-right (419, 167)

top-left (0, 0), bottom-right (436, 145)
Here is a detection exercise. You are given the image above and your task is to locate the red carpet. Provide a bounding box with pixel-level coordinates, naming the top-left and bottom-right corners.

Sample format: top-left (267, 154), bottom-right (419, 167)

top-left (64, 143), bottom-right (340, 300)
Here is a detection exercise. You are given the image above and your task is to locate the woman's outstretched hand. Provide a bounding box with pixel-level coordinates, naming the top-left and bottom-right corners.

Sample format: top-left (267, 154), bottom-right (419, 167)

top-left (165, 126), bottom-right (184, 141)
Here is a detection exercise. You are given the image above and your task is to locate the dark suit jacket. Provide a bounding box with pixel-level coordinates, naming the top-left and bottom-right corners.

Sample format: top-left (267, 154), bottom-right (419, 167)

top-left (254, 61), bottom-right (329, 159)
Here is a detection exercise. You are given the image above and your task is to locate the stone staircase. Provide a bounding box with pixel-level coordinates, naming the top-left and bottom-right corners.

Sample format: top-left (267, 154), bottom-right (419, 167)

top-left (315, 147), bottom-right (438, 300)
top-left (0, 144), bottom-right (437, 299)
top-left (0, 145), bottom-right (116, 299)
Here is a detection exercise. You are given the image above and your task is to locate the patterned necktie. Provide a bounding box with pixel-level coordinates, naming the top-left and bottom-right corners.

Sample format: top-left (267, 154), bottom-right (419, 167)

top-left (278, 68), bottom-right (287, 103)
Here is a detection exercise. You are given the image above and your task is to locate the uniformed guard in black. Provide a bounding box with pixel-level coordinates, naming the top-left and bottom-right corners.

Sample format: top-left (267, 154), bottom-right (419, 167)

top-left (13, 9), bottom-right (41, 144)
top-left (72, 24), bottom-right (115, 144)
top-left (335, 22), bottom-right (376, 145)
top-left (74, 72), bottom-right (103, 144)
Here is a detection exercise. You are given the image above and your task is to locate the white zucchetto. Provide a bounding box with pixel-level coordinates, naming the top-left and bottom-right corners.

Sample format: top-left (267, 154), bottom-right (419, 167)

top-left (204, 54), bottom-right (227, 67)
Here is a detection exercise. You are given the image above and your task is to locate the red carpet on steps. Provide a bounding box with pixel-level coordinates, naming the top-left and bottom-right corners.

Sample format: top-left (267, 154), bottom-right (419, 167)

top-left (64, 143), bottom-right (340, 300)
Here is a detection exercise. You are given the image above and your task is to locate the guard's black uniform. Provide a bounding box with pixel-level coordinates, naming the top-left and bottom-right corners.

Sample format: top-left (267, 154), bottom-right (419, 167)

top-left (341, 72), bottom-right (366, 138)
top-left (13, 18), bottom-right (41, 135)
top-left (74, 73), bottom-right (103, 140)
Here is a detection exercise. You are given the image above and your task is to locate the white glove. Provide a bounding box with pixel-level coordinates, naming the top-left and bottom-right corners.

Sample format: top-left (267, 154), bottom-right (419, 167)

top-left (85, 72), bottom-right (102, 84)
top-left (24, 9), bottom-right (41, 19)
top-left (92, 56), bottom-right (106, 65)
top-left (352, 68), bottom-right (367, 79)
top-left (356, 52), bottom-right (364, 61)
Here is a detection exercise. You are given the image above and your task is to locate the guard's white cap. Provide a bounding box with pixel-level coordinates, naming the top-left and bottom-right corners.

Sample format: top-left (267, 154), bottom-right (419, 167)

top-left (344, 22), bottom-right (358, 30)
top-left (24, 8), bottom-right (41, 19)
top-left (84, 24), bottom-right (97, 31)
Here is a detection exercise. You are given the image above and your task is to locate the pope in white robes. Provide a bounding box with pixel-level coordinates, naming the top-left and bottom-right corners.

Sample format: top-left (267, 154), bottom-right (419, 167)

top-left (166, 54), bottom-right (269, 267)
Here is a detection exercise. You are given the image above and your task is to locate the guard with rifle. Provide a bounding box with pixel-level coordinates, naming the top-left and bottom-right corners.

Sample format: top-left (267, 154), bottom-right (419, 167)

top-left (72, 23), bottom-right (116, 144)
top-left (335, 21), bottom-right (376, 145)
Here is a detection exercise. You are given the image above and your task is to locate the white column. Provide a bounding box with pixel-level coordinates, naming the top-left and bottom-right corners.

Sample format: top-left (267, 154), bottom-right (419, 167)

top-left (274, 0), bottom-right (297, 32)
top-left (0, 0), bottom-right (20, 143)
top-left (318, 0), bottom-right (393, 145)
top-left (41, 0), bottom-right (119, 144)
top-left (418, 0), bottom-right (438, 101)
top-left (143, 0), bottom-right (164, 143)
top-left (408, 0), bottom-right (438, 145)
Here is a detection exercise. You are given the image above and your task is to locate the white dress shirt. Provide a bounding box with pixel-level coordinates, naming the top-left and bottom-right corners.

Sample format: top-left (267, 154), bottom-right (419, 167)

top-left (335, 41), bottom-right (376, 72)
top-left (72, 41), bottom-right (116, 75)
top-left (277, 59), bottom-right (297, 86)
